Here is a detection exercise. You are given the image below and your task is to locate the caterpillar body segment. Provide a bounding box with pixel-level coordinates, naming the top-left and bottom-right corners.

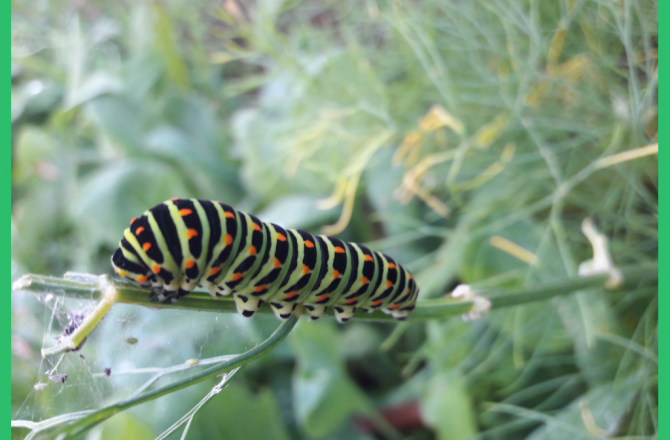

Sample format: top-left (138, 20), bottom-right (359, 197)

top-left (112, 199), bottom-right (419, 322)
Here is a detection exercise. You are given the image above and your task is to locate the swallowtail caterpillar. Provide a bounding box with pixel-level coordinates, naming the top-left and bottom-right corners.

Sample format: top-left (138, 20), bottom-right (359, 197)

top-left (112, 199), bottom-right (418, 322)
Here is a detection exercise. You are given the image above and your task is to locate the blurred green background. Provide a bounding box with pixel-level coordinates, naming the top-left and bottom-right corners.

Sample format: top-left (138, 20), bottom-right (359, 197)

top-left (11, 0), bottom-right (657, 439)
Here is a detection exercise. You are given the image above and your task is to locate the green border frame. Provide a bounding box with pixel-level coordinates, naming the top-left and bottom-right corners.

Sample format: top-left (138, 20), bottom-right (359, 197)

top-left (6, 1), bottom-right (12, 434)
top-left (659, 0), bottom-right (665, 434)
top-left (5, 3), bottom-right (663, 437)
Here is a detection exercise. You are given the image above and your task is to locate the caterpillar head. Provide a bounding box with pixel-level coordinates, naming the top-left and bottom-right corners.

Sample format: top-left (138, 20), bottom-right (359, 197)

top-left (111, 244), bottom-right (152, 286)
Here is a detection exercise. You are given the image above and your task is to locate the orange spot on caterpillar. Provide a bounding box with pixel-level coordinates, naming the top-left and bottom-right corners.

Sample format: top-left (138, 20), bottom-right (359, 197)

top-left (276, 233), bottom-right (286, 241)
top-left (332, 270), bottom-right (340, 279)
top-left (143, 243), bottom-right (152, 251)
top-left (152, 265), bottom-right (160, 273)
top-left (210, 267), bottom-right (221, 276)
top-left (345, 298), bottom-right (357, 304)
top-left (224, 211), bottom-right (235, 219)
top-left (364, 255), bottom-right (373, 261)
top-left (388, 263), bottom-right (397, 269)
top-left (249, 246), bottom-right (256, 256)
top-left (302, 265), bottom-right (310, 274)
top-left (130, 217), bottom-right (137, 225)
top-left (137, 275), bottom-right (147, 283)
top-left (135, 226), bottom-right (145, 235)
top-left (186, 229), bottom-right (198, 239)
top-left (406, 289), bottom-right (411, 295)
top-left (389, 304), bottom-right (400, 309)
top-left (252, 223), bottom-right (261, 231)
top-left (386, 280), bottom-right (394, 288)
top-left (284, 291), bottom-right (298, 299)
top-left (372, 300), bottom-right (383, 306)
top-left (171, 197), bottom-right (179, 201)
top-left (255, 285), bottom-right (266, 292)
top-left (224, 234), bottom-right (233, 245)
top-left (334, 246), bottom-right (345, 253)
top-left (231, 272), bottom-right (244, 281)
top-left (304, 240), bottom-right (314, 248)
top-left (179, 209), bottom-right (192, 216)
top-left (185, 259), bottom-right (194, 269)
top-left (317, 294), bottom-right (329, 302)
top-left (409, 274), bottom-right (413, 279)
top-left (274, 258), bottom-right (281, 268)
top-left (361, 277), bottom-right (369, 284)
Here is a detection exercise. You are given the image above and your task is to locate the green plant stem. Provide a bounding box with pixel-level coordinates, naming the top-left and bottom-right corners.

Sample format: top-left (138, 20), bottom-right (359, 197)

top-left (483, 263), bottom-right (656, 307)
top-left (14, 262), bottom-right (657, 361)
top-left (13, 262), bottom-right (657, 324)
top-left (46, 315), bottom-right (298, 439)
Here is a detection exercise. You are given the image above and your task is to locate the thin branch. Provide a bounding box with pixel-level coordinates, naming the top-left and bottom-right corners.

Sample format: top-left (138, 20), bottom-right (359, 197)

top-left (12, 262), bottom-right (657, 361)
top-left (156, 367), bottom-right (243, 440)
top-left (13, 262), bottom-right (657, 324)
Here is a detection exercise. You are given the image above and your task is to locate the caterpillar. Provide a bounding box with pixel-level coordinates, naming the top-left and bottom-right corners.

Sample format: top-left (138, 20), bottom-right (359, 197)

top-left (111, 198), bottom-right (418, 322)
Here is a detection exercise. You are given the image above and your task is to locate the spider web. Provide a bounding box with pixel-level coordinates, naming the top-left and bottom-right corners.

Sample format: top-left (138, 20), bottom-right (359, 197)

top-left (11, 280), bottom-right (280, 437)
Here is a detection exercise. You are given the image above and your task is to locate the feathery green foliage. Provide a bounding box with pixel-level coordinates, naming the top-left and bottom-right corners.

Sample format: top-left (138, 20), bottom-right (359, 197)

top-left (12, 0), bottom-right (657, 439)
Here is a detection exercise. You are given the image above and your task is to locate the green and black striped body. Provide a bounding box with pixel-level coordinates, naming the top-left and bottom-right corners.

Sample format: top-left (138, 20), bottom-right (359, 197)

top-left (111, 198), bottom-right (418, 322)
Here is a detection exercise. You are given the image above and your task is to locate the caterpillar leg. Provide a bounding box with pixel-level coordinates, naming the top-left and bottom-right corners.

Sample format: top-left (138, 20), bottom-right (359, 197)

top-left (362, 302), bottom-right (385, 313)
top-left (302, 304), bottom-right (327, 321)
top-left (332, 306), bottom-right (356, 323)
top-left (149, 286), bottom-right (163, 300)
top-left (390, 310), bottom-right (409, 321)
top-left (233, 294), bottom-right (264, 318)
top-left (212, 283), bottom-right (234, 298)
top-left (201, 281), bottom-right (215, 296)
top-left (149, 288), bottom-right (191, 304)
top-left (381, 305), bottom-right (414, 321)
top-left (390, 305), bottom-right (415, 321)
top-left (150, 277), bottom-right (164, 289)
top-left (268, 301), bottom-right (300, 320)
top-left (149, 288), bottom-right (175, 303)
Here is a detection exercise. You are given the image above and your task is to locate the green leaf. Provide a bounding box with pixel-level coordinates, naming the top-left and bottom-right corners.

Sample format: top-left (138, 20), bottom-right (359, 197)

top-left (193, 382), bottom-right (291, 440)
top-left (257, 195), bottom-right (339, 230)
top-left (340, 324), bottom-right (383, 359)
top-left (123, 54), bottom-right (164, 101)
top-left (520, 381), bottom-right (637, 440)
top-left (416, 216), bottom-right (474, 299)
top-left (12, 127), bottom-right (60, 184)
top-left (65, 72), bottom-right (123, 109)
top-left (85, 95), bottom-right (145, 153)
top-left (290, 321), bottom-right (371, 438)
top-left (143, 125), bottom-right (243, 202)
top-left (364, 149), bottom-right (421, 239)
top-left (421, 372), bottom-right (478, 440)
top-left (71, 161), bottom-right (191, 249)
top-left (460, 217), bottom-right (542, 288)
top-left (232, 108), bottom-right (332, 202)
top-left (11, 80), bottom-right (63, 123)
top-left (153, 3), bottom-right (190, 90)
